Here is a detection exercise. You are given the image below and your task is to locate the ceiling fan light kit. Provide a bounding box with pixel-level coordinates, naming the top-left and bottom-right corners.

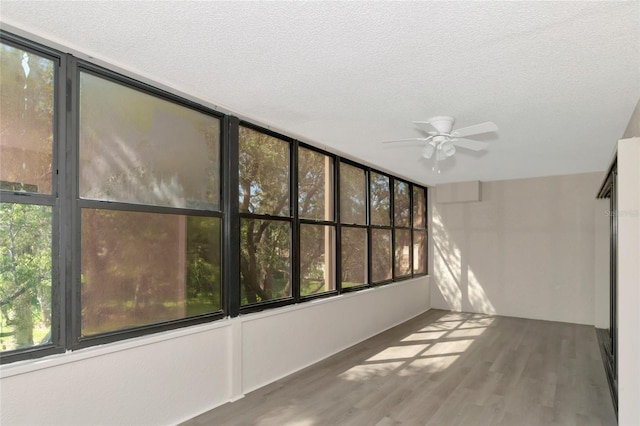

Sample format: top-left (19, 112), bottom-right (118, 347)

top-left (440, 140), bottom-right (456, 157)
top-left (421, 144), bottom-right (435, 159)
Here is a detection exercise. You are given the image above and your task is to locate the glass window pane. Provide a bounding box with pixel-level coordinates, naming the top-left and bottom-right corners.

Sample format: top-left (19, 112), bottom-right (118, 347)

top-left (300, 224), bottom-right (335, 296)
top-left (240, 219), bottom-right (291, 305)
top-left (371, 229), bottom-right (392, 283)
top-left (340, 162), bottom-right (366, 225)
top-left (0, 203), bottom-right (52, 352)
top-left (413, 230), bottom-right (427, 275)
top-left (239, 126), bottom-right (290, 216)
top-left (341, 227), bottom-right (367, 288)
top-left (394, 180), bottom-right (410, 227)
top-left (0, 44), bottom-right (54, 194)
top-left (298, 147), bottom-right (333, 221)
top-left (79, 72), bottom-right (221, 210)
top-left (394, 229), bottom-right (411, 277)
top-left (370, 172), bottom-right (390, 226)
top-left (413, 186), bottom-right (426, 229)
top-left (81, 209), bottom-right (221, 335)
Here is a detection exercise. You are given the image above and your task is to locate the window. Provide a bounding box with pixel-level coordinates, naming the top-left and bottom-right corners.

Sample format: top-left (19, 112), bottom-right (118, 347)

top-left (0, 31), bottom-right (430, 363)
top-left (300, 224), bottom-right (335, 296)
top-left (81, 210), bottom-right (221, 334)
top-left (240, 218), bottom-right (290, 304)
top-left (394, 180), bottom-right (410, 227)
top-left (412, 185), bottom-right (426, 229)
top-left (413, 229), bottom-right (427, 275)
top-left (0, 41), bottom-right (56, 354)
top-left (298, 147), bottom-right (335, 297)
top-left (298, 147), bottom-right (333, 221)
top-left (394, 179), bottom-right (412, 278)
top-left (370, 172), bottom-right (390, 226)
top-left (370, 172), bottom-right (392, 283)
top-left (340, 227), bottom-right (368, 288)
top-left (0, 204), bottom-right (53, 352)
top-left (239, 126), bottom-right (291, 306)
top-left (339, 162), bottom-right (366, 225)
top-left (412, 186), bottom-right (427, 275)
top-left (394, 228), bottom-right (412, 277)
top-left (371, 228), bottom-right (392, 282)
top-left (78, 70), bottom-right (222, 337)
top-left (339, 162), bottom-right (367, 288)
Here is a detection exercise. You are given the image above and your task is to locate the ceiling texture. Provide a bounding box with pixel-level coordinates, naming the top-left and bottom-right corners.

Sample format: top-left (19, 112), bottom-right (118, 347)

top-left (1, 1), bottom-right (639, 186)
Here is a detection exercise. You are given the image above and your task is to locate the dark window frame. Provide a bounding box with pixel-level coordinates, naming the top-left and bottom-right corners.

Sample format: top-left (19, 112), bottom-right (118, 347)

top-left (70, 58), bottom-right (226, 350)
top-left (297, 142), bottom-right (338, 301)
top-left (411, 185), bottom-right (428, 276)
top-left (0, 30), bottom-right (430, 364)
top-left (392, 177), bottom-right (413, 280)
top-left (369, 170), bottom-right (393, 285)
top-left (337, 159), bottom-right (369, 292)
top-left (339, 223), bottom-right (370, 292)
top-left (0, 32), bottom-right (65, 363)
top-left (237, 121), bottom-right (295, 314)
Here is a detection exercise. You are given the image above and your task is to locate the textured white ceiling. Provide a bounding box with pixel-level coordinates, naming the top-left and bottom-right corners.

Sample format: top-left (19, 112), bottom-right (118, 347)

top-left (1, 1), bottom-right (639, 185)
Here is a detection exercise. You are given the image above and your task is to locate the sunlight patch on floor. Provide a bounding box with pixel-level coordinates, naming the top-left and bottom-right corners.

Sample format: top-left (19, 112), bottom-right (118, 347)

top-left (422, 339), bottom-right (475, 356)
top-left (338, 361), bottom-right (406, 381)
top-left (420, 320), bottom-right (464, 331)
top-left (459, 317), bottom-right (496, 328)
top-left (366, 344), bottom-right (429, 362)
top-left (401, 330), bottom-right (449, 342)
top-left (339, 313), bottom-right (491, 384)
top-left (398, 354), bottom-right (460, 376)
top-left (447, 328), bottom-right (487, 338)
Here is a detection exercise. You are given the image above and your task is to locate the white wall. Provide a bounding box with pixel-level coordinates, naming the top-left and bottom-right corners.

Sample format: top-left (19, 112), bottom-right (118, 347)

top-left (430, 173), bottom-right (605, 325)
top-left (0, 277), bottom-right (430, 425)
top-left (615, 137), bottom-right (640, 426)
top-left (622, 98), bottom-right (640, 139)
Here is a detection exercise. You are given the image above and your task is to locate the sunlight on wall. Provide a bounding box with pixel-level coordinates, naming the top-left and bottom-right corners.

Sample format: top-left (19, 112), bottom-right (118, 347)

top-left (433, 218), bottom-right (462, 310)
top-left (468, 268), bottom-right (496, 315)
top-left (432, 207), bottom-right (496, 314)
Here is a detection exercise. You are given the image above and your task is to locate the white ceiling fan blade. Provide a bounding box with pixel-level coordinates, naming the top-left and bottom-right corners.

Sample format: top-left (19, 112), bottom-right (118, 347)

top-left (382, 137), bottom-right (430, 144)
top-left (451, 138), bottom-right (489, 151)
top-left (451, 121), bottom-right (497, 138)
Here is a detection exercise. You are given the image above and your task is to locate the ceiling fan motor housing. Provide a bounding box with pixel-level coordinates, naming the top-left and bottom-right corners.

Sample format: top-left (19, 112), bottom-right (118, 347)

top-left (427, 116), bottom-right (456, 134)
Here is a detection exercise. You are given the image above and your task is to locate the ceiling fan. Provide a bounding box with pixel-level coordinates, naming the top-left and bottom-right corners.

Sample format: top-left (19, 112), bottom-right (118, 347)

top-left (383, 116), bottom-right (498, 161)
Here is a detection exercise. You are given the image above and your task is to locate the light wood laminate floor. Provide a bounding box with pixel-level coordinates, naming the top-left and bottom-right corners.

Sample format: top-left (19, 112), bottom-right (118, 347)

top-left (183, 309), bottom-right (617, 426)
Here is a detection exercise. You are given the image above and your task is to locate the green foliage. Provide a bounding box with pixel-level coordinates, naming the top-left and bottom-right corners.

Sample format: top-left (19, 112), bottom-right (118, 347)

top-left (370, 172), bottom-right (391, 226)
top-left (238, 126), bottom-right (290, 215)
top-left (298, 147), bottom-right (332, 220)
top-left (340, 162), bottom-right (366, 225)
top-left (81, 210), bottom-right (221, 335)
top-left (300, 224), bottom-right (334, 296)
top-left (1, 43), bottom-right (55, 352)
top-left (394, 180), bottom-right (411, 226)
top-left (239, 127), bottom-right (293, 305)
top-left (341, 227), bottom-right (367, 286)
top-left (0, 43), bottom-right (55, 194)
top-left (0, 203), bottom-right (52, 352)
top-left (79, 72), bottom-right (221, 209)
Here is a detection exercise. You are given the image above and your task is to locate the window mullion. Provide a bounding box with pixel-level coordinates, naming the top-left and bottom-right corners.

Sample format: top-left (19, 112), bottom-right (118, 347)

top-left (66, 54), bottom-right (81, 349)
top-left (292, 140), bottom-right (300, 302)
top-left (224, 115), bottom-right (241, 317)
